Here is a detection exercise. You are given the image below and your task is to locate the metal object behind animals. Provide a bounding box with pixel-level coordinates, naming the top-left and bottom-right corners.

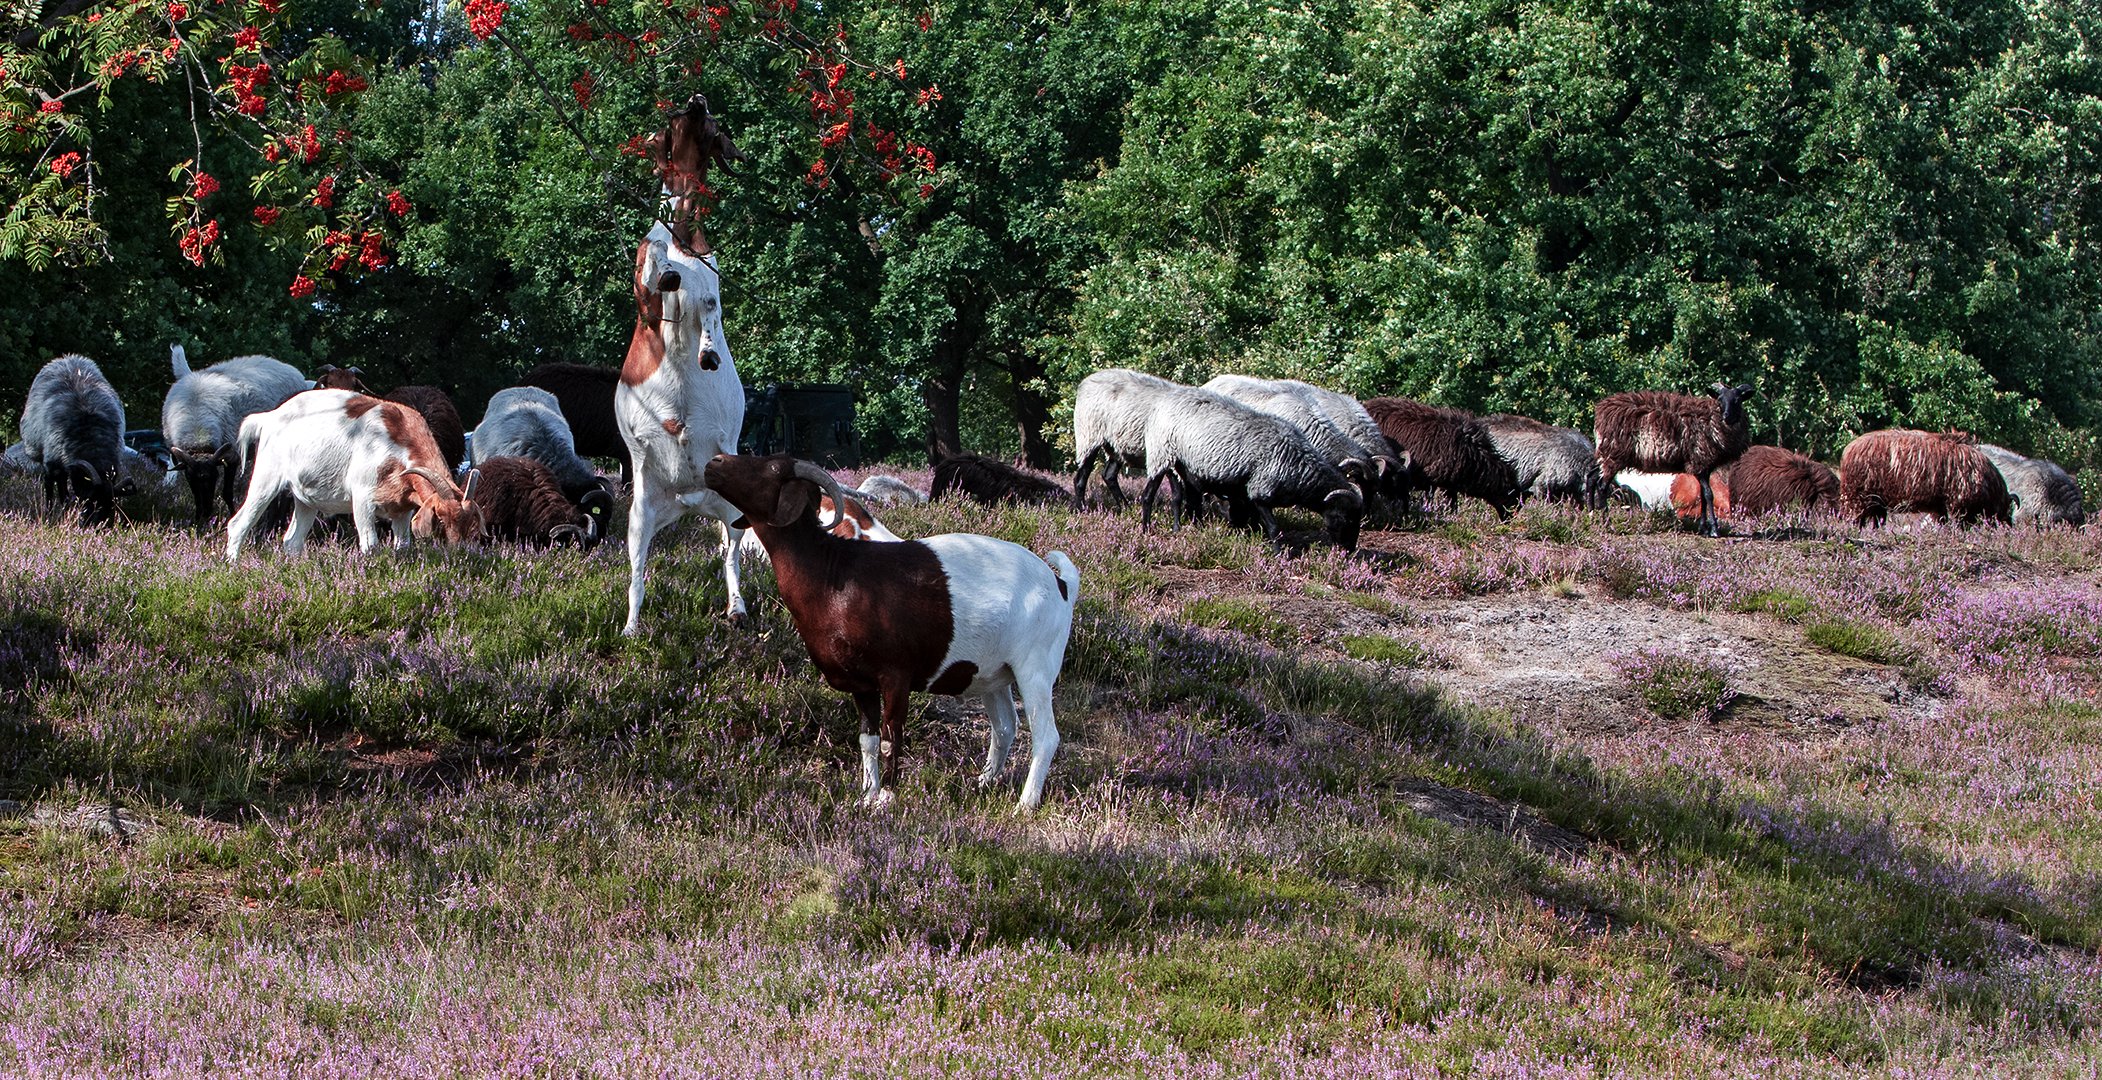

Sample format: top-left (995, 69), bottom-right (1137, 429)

top-left (742, 383), bottom-right (860, 468)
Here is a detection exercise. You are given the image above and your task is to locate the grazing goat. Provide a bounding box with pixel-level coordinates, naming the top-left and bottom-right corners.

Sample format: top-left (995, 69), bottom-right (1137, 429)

top-left (1593, 384), bottom-right (1753, 536)
top-left (20, 355), bottom-right (133, 526)
top-left (1140, 386), bottom-right (1364, 549)
top-left (930, 453), bottom-right (1071, 507)
top-left (227, 390), bottom-right (485, 559)
top-left (470, 456), bottom-right (599, 548)
top-left (381, 386), bottom-right (467, 472)
top-left (1072, 368), bottom-right (1181, 510)
top-left (1482, 413), bottom-right (1604, 507)
top-left (520, 364), bottom-right (630, 485)
top-left (1977, 445), bottom-right (2085, 527)
top-left (1839, 429), bottom-right (2011, 527)
top-left (706, 453), bottom-right (1077, 810)
top-left (1363, 397), bottom-right (1521, 517)
top-left (474, 386), bottom-right (616, 536)
top-left (1726, 445), bottom-right (1838, 518)
top-left (1203, 375), bottom-right (1399, 506)
top-left (162, 346), bottom-right (308, 529)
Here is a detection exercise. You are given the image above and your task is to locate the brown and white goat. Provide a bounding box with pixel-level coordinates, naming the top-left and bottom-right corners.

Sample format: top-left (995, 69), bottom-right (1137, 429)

top-left (705, 454), bottom-right (1079, 811)
top-left (227, 389), bottom-right (484, 560)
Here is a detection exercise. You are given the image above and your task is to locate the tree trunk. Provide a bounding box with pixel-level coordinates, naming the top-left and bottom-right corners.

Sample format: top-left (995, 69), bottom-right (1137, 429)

top-left (1010, 351), bottom-right (1056, 469)
top-left (922, 367), bottom-right (963, 465)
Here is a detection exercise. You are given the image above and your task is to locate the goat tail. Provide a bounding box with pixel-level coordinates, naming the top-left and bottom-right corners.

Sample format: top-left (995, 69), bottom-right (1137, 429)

top-left (233, 412), bottom-right (264, 478)
top-left (170, 343), bottom-right (191, 381)
top-left (1044, 551), bottom-right (1080, 608)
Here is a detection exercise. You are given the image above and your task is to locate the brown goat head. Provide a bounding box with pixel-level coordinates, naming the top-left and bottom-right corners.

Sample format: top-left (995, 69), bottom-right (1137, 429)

top-left (703, 454), bottom-right (845, 531)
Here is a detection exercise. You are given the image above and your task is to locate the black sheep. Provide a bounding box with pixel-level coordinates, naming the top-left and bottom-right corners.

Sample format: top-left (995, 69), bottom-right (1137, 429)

top-left (519, 364), bottom-right (629, 485)
top-left (930, 454), bottom-right (1071, 507)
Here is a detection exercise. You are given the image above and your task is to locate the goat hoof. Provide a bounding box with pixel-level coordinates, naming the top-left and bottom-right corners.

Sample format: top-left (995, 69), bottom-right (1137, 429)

top-left (861, 788), bottom-right (896, 811)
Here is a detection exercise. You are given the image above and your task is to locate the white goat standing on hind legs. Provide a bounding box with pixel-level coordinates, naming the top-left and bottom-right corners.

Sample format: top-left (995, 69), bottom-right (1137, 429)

top-left (616, 226), bottom-right (747, 634)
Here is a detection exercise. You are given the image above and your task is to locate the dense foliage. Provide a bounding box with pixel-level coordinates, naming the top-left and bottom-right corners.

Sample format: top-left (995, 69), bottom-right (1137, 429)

top-left (1, 0), bottom-right (2096, 465)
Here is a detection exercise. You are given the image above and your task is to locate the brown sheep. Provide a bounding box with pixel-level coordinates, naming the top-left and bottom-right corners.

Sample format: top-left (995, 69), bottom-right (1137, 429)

top-left (471, 456), bottom-right (599, 548)
top-left (1594, 384), bottom-right (1753, 536)
top-left (1839, 429), bottom-right (2012, 527)
top-left (1362, 397), bottom-right (1520, 517)
top-left (1726, 445), bottom-right (1839, 518)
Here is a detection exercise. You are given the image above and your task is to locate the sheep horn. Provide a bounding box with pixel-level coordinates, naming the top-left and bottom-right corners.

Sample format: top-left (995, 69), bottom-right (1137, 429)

top-left (1325, 487), bottom-right (1362, 509)
top-left (549, 524), bottom-right (586, 547)
top-left (1340, 457), bottom-right (1368, 480)
top-left (213, 443), bottom-right (240, 465)
top-left (792, 459), bottom-right (848, 530)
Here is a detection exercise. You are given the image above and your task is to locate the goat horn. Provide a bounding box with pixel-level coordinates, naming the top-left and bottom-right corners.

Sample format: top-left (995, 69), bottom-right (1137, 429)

top-left (792, 459), bottom-right (847, 530)
top-left (404, 466), bottom-right (459, 497)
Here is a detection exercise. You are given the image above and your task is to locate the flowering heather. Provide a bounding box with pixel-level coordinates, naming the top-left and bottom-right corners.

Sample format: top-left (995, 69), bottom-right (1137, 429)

top-left (0, 472), bottom-right (2097, 1074)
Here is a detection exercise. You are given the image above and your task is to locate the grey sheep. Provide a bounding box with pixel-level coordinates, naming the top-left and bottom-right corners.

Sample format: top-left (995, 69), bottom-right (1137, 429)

top-left (1139, 386), bottom-right (1364, 549)
top-left (473, 386), bottom-right (616, 534)
top-left (1072, 368), bottom-right (1182, 511)
top-left (1482, 413), bottom-right (1604, 507)
top-left (20, 354), bottom-right (133, 526)
top-left (1977, 445), bottom-right (2085, 527)
top-left (1201, 375), bottom-right (1397, 504)
top-left (162, 345), bottom-right (308, 529)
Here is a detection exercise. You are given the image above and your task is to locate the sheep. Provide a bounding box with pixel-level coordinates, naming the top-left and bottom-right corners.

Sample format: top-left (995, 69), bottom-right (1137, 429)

top-left (1593, 384), bottom-right (1753, 536)
top-left (227, 390), bottom-right (485, 559)
top-left (1726, 445), bottom-right (1839, 519)
top-left (1838, 429), bottom-right (2012, 527)
top-left (852, 475), bottom-right (926, 507)
top-left (1363, 397), bottom-right (1521, 517)
top-left (469, 456), bottom-right (600, 548)
top-left (474, 386), bottom-right (616, 538)
top-left (519, 364), bottom-right (630, 485)
top-left (1202, 375), bottom-right (1399, 505)
top-left (705, 453), bottom-right (1078, 810)
top-left (162, 346), bottom-right (310, 530)
top-left (19, 355), bottom-right (133, 526)
top-left (1139, 386), bottom-right (1365, 549)
top-left (930, 454), bottom-right (1071, 507)
top-left (1072, 368), bottom-right (1181, 511)
top-left (1976, 445), bottom-right (2085, 527)
top-left (1280, 379), bottom-right (1411, 499)
top-left (1481, 413), bottom-right (1605, 507)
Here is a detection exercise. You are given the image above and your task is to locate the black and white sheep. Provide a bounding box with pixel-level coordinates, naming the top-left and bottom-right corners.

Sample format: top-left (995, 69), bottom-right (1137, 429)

top-left (1593, 384), bottom-right (1753, 536)
top-left (474, 386), bottom-right (616, 538)
top-left (1976, 445), bottom-right (2084, 527)
top-left (1139, 386), bottom-right (1365, 549)
top-left (470, 456), bottom-right (600, 548)
top-left (520, 363), bottom-right (630, 484)
top-left (1071, 368), bottom-right (1181, 511)
top-left (1481, 413), bottom-right (1604, 507)
top-left (1363, 397), bottom-right (1522, 517)
top-left (19, 355), bottom-right (133, 526)
top-left (930, 454), bottom-right (1071, 507)
top-left (704, 453), bottom-right (1079, 810)
top-left (162, 346), bottom-right (310, 529)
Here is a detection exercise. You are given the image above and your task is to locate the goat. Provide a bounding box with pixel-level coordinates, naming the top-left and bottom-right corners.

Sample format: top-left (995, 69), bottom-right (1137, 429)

top-left (226, 390), bottom-right (485, 559)
top-left (1481, 413), bottom-right (1604, 508)
top-left (706, 453), bottom-right (1078, 810)
top-left (1725, 445), bottom-right (1839, 518)
top-left (312, 364), bottom-right (370, 392)
top-left (1840, 429), bottom-right (2012, 527)
top-left (1072, 368), bottom-right (1181, 511)
top-left (19, 355), bottom-right (134, 526)
top-left (1593, 384), bottom-right (1753, 536)
top-left (1363, 397), bottom-right (1521, 517)
top-left (474, 386), bottom-right (616, 537)
top-left (162, 346), bottom-right (309, 530)
top-left (1140, 386), bottom-right (1364, 549)
top-left (520, 363), bottom-right (630, 486)
top-left (1977, 445), bottom-right (2085, 527)
top-left (470, 455), bottom-right (599, 548)
top-left (377, 386), bottom-right (467, 473)
top-left (930, 453), bottom-right (1071, 507)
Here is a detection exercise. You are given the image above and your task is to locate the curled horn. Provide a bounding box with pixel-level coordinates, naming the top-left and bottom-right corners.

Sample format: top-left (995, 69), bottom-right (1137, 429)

top-left (404, 466), bottom-right (461, 498)
top-left (1325, 487), bottom-right (1362, 509)
top-left (1340, 456), bottom-right (1368, 481)
top-left (169, 446), bottom-right (194, 466)
top-left (792, 459), bottom-right (847, 530)
top-left (213, 443), bottom-right (240, 465)
top-left (549, 524), bottom-right (586, 547)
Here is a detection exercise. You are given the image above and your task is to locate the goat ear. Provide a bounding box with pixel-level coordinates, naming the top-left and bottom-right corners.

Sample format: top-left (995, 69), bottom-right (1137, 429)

top-left (729, 514), bottom-right (751, 530)
top-left (770, 478), bottom-right (813, 527)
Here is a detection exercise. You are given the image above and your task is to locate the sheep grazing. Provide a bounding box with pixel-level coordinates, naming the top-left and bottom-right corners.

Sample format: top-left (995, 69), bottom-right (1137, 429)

top-left (1481, 413), bottom-right (1604, 507)
top-left (1203, 375), bottom-right (1403, 506)
top-left (227, 390), bottom-right (485, 559)
top-left (1838, 429), bottom-right (2012, 527)
top-left (930, 453), bottom-right (1071, 507)
top-left (475, 386), bottom-right (616, 538)
top-left (19, 355), bottom-right (134, 526)
top-left (1593, 383), bottom-right (1753, 536)
top-left (1726, 445), bottom-right (1839, 519)
top-left (1141, 386), bottom-right (1365, 549)
top-left (1072, 368), bottom-right (1181, 510)
top-left (705, 453), bottom-right (1078, 810)
top-left (852, 475), bottom-right (926, 507)
top-left (380, 386), bottom-right (467, 473)
top-left (1976, 445), bottom-right (2085, 527)
top-left (1363, 397), bottom-right (1521, 517)
top-left (162, 346), bottom-right (310, 529)
top-left (520, 364), bottom-right (630, 485)
top-left (470, 456), bottom-right (600, 548)
top-left (312, 364), bottom-right (370, 392)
